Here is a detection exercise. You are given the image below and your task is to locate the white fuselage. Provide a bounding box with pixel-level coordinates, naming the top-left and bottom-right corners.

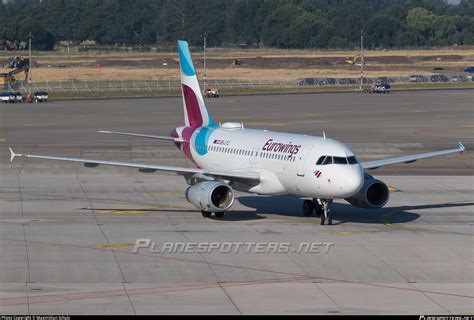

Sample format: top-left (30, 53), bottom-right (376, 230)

top-left (176, 123), bottom-right (364, 199)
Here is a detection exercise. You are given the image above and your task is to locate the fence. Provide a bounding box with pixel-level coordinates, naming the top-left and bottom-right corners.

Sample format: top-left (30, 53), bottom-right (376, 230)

top-left (4, 76), bottom-right (472, 93)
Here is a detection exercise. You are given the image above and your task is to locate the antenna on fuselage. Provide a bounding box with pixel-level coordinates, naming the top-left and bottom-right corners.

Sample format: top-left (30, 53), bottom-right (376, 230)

top-left (323, 131), bottom-right (326, 140)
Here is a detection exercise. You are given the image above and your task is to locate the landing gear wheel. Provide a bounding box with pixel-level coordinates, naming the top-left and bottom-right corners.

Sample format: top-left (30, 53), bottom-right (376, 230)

top-left (313, 203), bottom-right (323, 218)
top-left (201, 211), bottom-right (212, 218)
top-left (303, 200), bottom-right (314, 216)
top-left (316, 199), bottom-right (333, 226)
top-left (214, 212), bottom-right (225, 218)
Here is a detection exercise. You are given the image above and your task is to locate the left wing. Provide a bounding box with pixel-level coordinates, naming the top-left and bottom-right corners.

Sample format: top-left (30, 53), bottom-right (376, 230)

top-left (98, 130), bottom-right (184, 143)
top-left (361, 142), bottom-right (465, 170)
top-left (8, 147), bottom-right (260, 182)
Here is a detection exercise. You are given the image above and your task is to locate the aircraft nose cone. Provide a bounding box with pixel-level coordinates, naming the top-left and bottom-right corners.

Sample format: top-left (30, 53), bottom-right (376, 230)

top-left (332, 165), bottom-right (364, 198)
top-left (345, 166), bottom-right (364, 196)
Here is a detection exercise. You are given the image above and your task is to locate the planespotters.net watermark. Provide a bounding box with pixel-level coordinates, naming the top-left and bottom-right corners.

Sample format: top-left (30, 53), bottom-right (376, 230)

top-left (133, 239), bottom-right (335, 254)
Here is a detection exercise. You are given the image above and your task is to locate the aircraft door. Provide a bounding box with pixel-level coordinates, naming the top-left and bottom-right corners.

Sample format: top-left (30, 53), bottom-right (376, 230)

top-left (296, 146), bottom-right (313, 177)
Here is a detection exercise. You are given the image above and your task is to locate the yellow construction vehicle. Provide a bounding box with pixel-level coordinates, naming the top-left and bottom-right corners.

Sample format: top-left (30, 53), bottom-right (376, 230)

top-left (1, 56), bottom-right (29, 89)
top-left (345, 54), bottom-right (366, 66)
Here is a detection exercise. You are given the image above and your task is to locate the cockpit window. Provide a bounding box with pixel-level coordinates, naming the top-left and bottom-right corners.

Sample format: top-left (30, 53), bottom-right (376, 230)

top-left (316, 155), bottom-right (358, 165)
top-left (333, 156), bottom-right (347, 164)
top-left (316, 156), bottom-right (326, 165)
top-left (323, 156), bottom-right (333, 165)
top-left (347, 156), bottom-right (358, 164)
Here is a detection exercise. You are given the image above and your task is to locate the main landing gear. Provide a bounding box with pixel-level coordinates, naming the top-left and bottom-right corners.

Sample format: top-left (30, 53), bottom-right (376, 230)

top-left (201, 211), bottom-right (225, 218)
top-left (302, 199), bottom-right (333, 225)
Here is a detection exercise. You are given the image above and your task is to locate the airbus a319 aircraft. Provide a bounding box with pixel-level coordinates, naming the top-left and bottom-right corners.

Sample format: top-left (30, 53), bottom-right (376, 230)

top-left (9, 40), bottom-right (465, 225)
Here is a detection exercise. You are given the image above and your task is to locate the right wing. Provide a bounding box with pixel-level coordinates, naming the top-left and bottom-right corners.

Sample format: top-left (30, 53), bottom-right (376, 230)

top-left (8, 147), bottom-right (260, 183)
top-left (98, 130), bottom-right (184, 143)
top-left (361, 142), bottom-right (465, 170)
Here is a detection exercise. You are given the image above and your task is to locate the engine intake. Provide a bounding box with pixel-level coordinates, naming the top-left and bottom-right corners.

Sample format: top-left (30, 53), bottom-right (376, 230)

top-left (185, 181), bottom-right (234, 212)
top-left (345, 174), bottom-right (389, 209)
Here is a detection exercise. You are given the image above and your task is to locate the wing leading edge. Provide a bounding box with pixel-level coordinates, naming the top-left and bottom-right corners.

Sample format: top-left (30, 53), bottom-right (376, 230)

top-left (8, 147), bottom-right (260, 182)
top-left (361, 142), bottom-right (465, 170)
top-left (98, 130), bottom-right (184, 143)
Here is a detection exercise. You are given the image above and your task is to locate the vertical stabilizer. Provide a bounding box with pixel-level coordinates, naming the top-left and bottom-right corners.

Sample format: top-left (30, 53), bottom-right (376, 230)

top-left (178, 40), bottom-right (216, 128)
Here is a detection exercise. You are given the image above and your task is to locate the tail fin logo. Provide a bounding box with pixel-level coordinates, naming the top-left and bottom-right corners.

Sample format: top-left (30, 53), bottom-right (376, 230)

top-left (178, 40), bottom-right (216, 128)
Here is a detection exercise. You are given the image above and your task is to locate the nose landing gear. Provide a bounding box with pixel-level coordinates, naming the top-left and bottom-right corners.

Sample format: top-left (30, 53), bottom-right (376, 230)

top-left (302, 199), bottom-right (333, 225)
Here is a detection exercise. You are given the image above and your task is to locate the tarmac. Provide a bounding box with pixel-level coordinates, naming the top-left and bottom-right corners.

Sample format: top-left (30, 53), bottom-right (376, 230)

top-left (0, 90), bottom-right (472, 314)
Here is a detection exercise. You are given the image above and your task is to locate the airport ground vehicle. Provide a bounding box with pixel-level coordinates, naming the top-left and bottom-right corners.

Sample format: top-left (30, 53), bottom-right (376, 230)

top-left (203, 87), bottom-right (220, 98)
top-left (33, 91), bottom-right (49, 103)
top-left (368, 83), bottom-right (390, 94)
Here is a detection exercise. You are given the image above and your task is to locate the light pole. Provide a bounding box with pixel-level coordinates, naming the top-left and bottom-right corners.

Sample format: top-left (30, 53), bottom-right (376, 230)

top-left (27, 32), bottom-right (33, 97)
top-left (359, 30), bottom-right (364, 92)
top-left (201, 32), bottom-right (208, 93)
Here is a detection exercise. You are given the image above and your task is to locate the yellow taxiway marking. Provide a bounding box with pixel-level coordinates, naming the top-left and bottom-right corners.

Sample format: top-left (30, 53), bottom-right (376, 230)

top-left (304, 120), bottom-right (330, 123)
top-left (320, 231), bottom-right (368, 235)
top-left (304, 114), bottom-right (321, 117)
top-left (0, 138), bottom-right (6, 142)
top-left (0, 200), bottom-right (11, 204)
top-left (96, 243), bottom-right (135, 249)
top-left (461, 124), bottom-right (474, 128)
top-left (146, 193), bottom-right (181, 197)
top-left (95, 203), bottom-right (190, 214)
top-left (388, 186), bottom-right (400, 192)
top-left (96, 209), bottom-right (150, 215)
top-left (391, 124), bottom-right (434, 127)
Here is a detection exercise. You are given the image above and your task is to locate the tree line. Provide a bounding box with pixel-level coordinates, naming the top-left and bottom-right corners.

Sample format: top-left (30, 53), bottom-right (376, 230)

top-left (0, 0), bottom-right (473, 51)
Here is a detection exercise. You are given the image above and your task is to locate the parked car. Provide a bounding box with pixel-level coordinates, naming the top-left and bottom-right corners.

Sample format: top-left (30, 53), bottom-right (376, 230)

top-left (409, 75), bottom-right (429, 83)
top-left (376, 76), bottom-right (393, 84)
top-left (337, 78), bottom-right (355, 85)
top-left (296, 77), bottom-right (317, 86)
top-left (14, 92), bottom-right (24, 103)
top-left (1, 92), bottom-right (15, 103)
top-left (325, 77), bottom-right (337, 85)
top-left (451, 75), bottom-right (468, 82)
top-left (34, 91), bottom-right (49, 103)
top-left (463, 66), bottom-right (474, 74)
top-left (430, 74), bottom-right (449, 82)
top-left (318, 78), bottom-right (329, 85)
top-left (356, 77), bottom-right (372, 84)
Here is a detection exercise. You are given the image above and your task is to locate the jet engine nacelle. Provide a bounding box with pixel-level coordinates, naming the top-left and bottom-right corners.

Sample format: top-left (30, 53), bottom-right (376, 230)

top-left (345, 174), bottom-right (389, 209)
top-left (185, 181), bottom-right (234, 212)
